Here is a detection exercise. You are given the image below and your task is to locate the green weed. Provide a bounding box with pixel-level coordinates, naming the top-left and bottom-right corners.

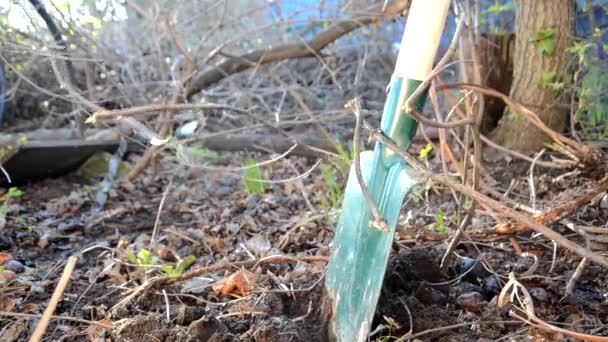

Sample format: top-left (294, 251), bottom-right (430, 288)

top-left (530, 28), bottom-right (555, 55)
top-left (125, 248), bottom-right (154, 269)
top-left (318, 142), bottom-right (354, 225)
top-left (435, 208), bottom-right (447, 233)
top-left (160, 256), bottom-right (196, 277)
top-left (241, 158), bottom-right (266, 196)
top-left (0, 187), bottom-right (23, 230)
top-left (126, 248), bottom-right (195, 277)
top-left (568, 39), bottom-right (608, 140)
top-left (418, 143), bottom-right (433, 159)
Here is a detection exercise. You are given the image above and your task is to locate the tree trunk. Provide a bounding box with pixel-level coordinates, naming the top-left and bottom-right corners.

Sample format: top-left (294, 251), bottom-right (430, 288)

top-left (491, 0), bottom-right (573, 152)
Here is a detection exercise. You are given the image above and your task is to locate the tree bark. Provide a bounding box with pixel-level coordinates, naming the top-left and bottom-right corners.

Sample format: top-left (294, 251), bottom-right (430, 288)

top-left (491, 0), bottom-right (573, 152)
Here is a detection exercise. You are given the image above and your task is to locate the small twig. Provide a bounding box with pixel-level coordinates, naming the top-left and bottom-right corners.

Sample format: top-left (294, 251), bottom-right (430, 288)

top-left (216, 311), bottom-right (266, 319)
top-left (519, 252), bottom-right (539, 277)
top-left (162, 289), bottom-right (170, 323)
top-left (549, 241), bottom-right (558, 273)
top-left (564, 257), bottom-right (587, 298)
top-left (398, 297), bottom-right (414, 337)
top-left (30, 256), bottom-right (78, 342)
top-left (0, 311), bottom-right (111, 328)
top-left (347, 98), bottom-right (389, 232)
top-left (150, 179), bottom-right (173, 252)
top-left (395, 320), bottom-right (522, 341)
top-left (88, 103), bottom-right (246, 122)
top-left (528, 149), bottom-right (546, 213)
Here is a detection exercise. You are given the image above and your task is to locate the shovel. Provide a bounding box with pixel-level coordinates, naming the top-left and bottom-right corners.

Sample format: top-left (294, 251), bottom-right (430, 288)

top-left (325, 1), bottom-right (451, 340)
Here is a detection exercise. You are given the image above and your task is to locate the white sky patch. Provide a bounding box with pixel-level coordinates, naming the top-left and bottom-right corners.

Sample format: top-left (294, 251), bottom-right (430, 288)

top-left (0, 0), bottom-right (127, 33)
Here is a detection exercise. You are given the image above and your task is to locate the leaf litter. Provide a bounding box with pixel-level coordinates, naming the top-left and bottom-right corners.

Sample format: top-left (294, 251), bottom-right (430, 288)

top-left (0, 56), bottom-right (608, 341)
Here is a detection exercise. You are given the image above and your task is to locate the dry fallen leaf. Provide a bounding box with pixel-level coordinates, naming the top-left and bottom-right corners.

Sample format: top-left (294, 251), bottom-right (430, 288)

top-left (0, 253), bottom-right (13, 265)
top-left (0, 295), bottom-right (15, 312)
top-left (21, 303), bottom-right (39, 313)
top-left (85, 320), bottom-right (113, 341)
top-left (108, 263), bottom-right (127, 285)
top-left (0, 319), bottom-right (27, 342)
top-left (212, 269), bottom-right (255, 297)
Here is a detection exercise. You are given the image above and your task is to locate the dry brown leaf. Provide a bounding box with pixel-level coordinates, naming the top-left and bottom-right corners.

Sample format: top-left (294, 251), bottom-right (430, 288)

top-left (157, 246), bottom-right (178, 262)
top-left (85, 320), bottom-right (113, 341)
top-left (203, 236), bottom-right (226, 249)
top-left (108, 263), bottom-right (127, 285)
top-left (0, 295), bottom-right (15, 312)
top-left (21, 303), bottom-right (39, 313)
top-left (212, 269), bottom-right (255, 297)
top-left (0, 320), bottom-right (27, 342)
top-left (0, 253), bottom-right (13, 265)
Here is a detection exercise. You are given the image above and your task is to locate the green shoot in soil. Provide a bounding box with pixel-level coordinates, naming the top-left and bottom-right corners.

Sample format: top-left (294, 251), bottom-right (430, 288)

top-left (319, 142), bottom-right (354, 226)
top-left (126, 248), bottom-right (195, 277)
top-left (241, 158), bottom-right (266, 196)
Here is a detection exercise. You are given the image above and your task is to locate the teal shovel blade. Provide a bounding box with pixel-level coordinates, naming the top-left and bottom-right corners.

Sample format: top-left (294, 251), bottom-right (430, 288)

top-left (324, 1), bottom-right (450, 339)
top-left (325, 77), bottom-right (425, 341)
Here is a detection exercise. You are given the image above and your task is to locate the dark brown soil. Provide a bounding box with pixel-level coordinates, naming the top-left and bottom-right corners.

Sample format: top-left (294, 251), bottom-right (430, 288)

top-left (1, 144), bottom-right (607, 342)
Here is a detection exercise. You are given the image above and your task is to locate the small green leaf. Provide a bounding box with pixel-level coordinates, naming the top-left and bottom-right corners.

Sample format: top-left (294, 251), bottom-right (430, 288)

top-left (175, 256), bottom-right (196, 274)
top-left (7, 187), bottom-right (23, 198)
top-left (593, 28), bottom-right (602, 38)
top-left (530, 28), bottom-right (554, 42)
top-left (160, 263), bottom-right (176, 276)
top-left (539, 40), bottom-right (554, 55)
top-left (542, 71), bottom-right (556, 83)
top-left (125, 250), bottom-right (137, 264)
top-left (435, 209), bottom-right (446, 233)
top-left (418, 143), bottom-right (433, 159)
top-left (241, 158), bottom-right (266, 196)
top-left (583, 1), bottom-right (591, 12)
top-left (136, 249), bottom-right (152, 265)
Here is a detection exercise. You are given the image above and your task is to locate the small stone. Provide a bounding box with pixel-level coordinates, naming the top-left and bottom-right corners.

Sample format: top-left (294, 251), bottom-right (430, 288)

top-left (245, 194), bottom-right (261, 209)
top-left (482, 275), bottom-right (501, 299)
top-left (244, 234), bottom-right (271, 257)
top-left (454, 282), bottom-right (483, 297)
top-left (431, 288), bottom-right (448, 305)
top-left (457, 292), bottom-right (487, 313)
top-left (529, 287), bottom-right (548, 302)
top-left (30, 285), bottom-right (45, 295)
top-left (414, 282), bottom-right (433, 304)
top-left (264, 195), bottom-right (286, 207)
top-left (4, 260), bottom-right (24, 273)
top-left (37, 235), bottom-right (50, 249)
top-left (58, 219), bottom-right (85, 234)
top-left (457, 257), bottom-right (476, 273)
top-left (456, 257), bottom-right (490, 280)
top-left (225, 223), bottom-right (240, 234)
top-left (221, 208), bottom-right (232, 218)
top-left (242, 209), bottom-right (256, 217)
top-left (217, 186), bottom-right (234, 195)
top-left (600, 195), bottom-right (608, 210)
top-left (0, 234), bottom-right (13, 250)
top-left (218, 177), bottom-right (233, 186)
top-left (206, 183), bottom-right (217, 193)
